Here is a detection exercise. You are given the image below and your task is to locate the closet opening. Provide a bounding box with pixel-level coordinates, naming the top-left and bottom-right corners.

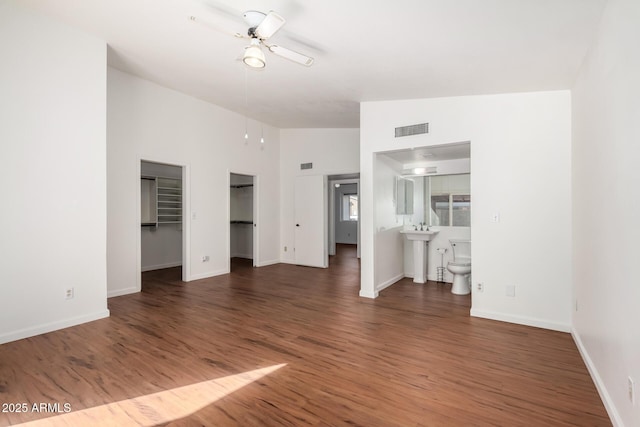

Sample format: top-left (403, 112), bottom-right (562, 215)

top-left (230, 172), bottom-right (257, 271)
top-left (140, 160), bottom-right (184, 287)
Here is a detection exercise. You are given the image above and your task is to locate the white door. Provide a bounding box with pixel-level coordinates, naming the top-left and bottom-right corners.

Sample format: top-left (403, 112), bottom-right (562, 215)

top-left (294, 175), bottom-right (327, 267)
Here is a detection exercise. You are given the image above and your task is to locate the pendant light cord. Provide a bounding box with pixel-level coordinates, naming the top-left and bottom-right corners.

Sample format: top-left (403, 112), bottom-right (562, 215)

top-left (244, 67), bottom-right (249, 141)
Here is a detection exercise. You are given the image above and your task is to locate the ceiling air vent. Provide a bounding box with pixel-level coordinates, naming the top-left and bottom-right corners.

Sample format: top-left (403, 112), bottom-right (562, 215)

top-left (300, 162), bottom-right (313, 170)
top-left (395, 123), bottom-right (429, 138)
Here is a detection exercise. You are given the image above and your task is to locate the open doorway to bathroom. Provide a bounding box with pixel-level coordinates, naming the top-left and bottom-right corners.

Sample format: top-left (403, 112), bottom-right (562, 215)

top-left (230, 172), bottom-right (257, 271)
top-left (375, 142), bottom-right (471, 295)
top-left (140, 160), bottom-right (184, 288)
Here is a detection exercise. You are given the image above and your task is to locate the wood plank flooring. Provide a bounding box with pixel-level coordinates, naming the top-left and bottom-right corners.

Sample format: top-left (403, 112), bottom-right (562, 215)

top-left (0, 244), bottom-right (610, 426)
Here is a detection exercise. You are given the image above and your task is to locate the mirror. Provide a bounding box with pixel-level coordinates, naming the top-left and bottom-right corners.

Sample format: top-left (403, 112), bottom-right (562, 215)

top-left (395, 177), bottom-right (414, 215)
top-left (418, 173), bottom-right (470, 226)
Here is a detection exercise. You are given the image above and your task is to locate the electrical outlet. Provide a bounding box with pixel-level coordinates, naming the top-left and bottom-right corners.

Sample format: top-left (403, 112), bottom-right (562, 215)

top-left (476, 283), bottom-right (484, 292)
top-left (65, 287), bottom-right (74, 300)
top-left (629, 377), bottom-right (636, 405)
top-left (201, 255), bottom-right (210, 262)
top-left (506, 285), bottom-right (515, 297)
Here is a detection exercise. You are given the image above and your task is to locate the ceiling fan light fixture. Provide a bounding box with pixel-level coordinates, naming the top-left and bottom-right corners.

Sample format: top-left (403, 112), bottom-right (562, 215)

top-left (243, 40), bottom-right (265, 68)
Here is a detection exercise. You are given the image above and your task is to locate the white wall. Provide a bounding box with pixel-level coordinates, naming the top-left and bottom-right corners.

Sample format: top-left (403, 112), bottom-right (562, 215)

top-left (0, 2), bottom-right (109, 343)
top-left (361, 91), bottom-right (572, 331)
top-left (373, 155), bottom-right (405, 291)
top-left (572, 0), bottom-right (640, 425)
top-left (280, 129), bottom-right (360, 264)
top-left (107, 68), bottom-right (281, 296)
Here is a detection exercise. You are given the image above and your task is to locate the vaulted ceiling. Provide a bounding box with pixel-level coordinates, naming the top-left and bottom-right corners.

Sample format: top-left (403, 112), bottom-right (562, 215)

top-left (21, 0), bottom-right (607, 128)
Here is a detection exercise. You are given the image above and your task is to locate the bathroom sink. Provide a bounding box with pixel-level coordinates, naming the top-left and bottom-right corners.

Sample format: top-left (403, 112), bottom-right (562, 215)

top-left (400, 230), bottom-right (439, 241)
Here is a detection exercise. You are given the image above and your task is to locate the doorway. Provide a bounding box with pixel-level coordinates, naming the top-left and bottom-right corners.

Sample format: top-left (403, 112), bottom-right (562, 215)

top-left (140, 160), bottom-right (185, 286)
top-left (230, 172), bottom-right (257, 270)
top-left (328, 174), bottom-right (360, 259)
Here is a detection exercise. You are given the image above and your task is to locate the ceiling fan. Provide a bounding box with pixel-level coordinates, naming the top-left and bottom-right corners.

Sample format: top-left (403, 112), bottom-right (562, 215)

top-left (191, 10), bottom-right (314, 69)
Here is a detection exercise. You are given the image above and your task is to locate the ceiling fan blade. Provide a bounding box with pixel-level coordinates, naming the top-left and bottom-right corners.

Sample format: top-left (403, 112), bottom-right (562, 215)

top-left (255, 11), bottom-right (286, 39)
top-left (188, 15), bottom-right (245, 39)
top-left (267, 44), bottom-right (314, 67)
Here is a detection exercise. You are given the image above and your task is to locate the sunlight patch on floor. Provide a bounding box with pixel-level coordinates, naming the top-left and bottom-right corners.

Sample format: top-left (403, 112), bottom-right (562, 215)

top-left (17, 364), bottom-right (286, 426)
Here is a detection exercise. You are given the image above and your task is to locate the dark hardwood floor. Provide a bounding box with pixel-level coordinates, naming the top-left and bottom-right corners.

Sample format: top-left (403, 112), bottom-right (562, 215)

top-left (0, 244), bottom-right (610, 426)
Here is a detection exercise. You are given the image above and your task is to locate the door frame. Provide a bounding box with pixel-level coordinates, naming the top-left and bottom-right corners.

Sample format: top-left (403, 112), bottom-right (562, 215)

top-left (294, 174), bottom-right (329, 268)
top-left (328, 177), bottom-right (361, 258)
top-left (136, 158), bottom-right (190, 290)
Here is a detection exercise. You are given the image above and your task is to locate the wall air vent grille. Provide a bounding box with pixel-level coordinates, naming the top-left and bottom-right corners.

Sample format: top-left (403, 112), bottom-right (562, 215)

top-left (395, 123), bottom-right (429, 138)
top-left (300, 162), bottom-right (313, 170)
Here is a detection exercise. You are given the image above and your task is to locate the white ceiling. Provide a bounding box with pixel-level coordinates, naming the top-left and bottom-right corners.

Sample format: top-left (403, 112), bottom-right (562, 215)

top-left (20, 0), bottom-right (607, 129)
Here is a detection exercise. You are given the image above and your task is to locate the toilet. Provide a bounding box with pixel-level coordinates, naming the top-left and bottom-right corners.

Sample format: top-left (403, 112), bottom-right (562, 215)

top-left (447, 239), bottom-right (471, 295)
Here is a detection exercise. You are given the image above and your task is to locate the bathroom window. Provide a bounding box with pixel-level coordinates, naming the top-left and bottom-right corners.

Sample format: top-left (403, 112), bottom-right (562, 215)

top-left (431, 195), bottom-right (450, 226)
top-left (430, 194), bottom-right (470, 227)
top-left (342, 194), bottom-right (358, 221)
top-left (427, 173), bottom-right (470, 227)
top-left (452, 194), bottom-right (471, 226)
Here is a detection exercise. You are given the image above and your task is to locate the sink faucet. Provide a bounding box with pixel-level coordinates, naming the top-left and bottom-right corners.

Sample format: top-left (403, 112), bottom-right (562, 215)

top-left (419, 222), bottom-right (424, 231)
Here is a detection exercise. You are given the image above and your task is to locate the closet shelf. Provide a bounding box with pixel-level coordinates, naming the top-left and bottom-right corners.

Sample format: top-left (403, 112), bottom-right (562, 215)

top-left (141, 175), bottom-right (183, 227)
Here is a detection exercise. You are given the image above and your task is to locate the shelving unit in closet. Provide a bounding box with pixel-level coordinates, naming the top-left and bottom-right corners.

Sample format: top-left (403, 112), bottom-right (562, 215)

top-left (141, 176), bottom-right (182, 227)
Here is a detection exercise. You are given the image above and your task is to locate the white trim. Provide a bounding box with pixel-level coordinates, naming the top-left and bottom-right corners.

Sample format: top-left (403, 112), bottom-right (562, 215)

top-left (188, 268), bottom-right (229, 281)
top-left (256, 259), bottom-right (280, 267)
top-left (428, 274), bottom-right (451, 283)
top-left (135, 160), bottom-right (142, 294)
top-left (182, 164), bottom-right (191, 282)
top-left (137, 158), bottom-right (189, 289)
top-left (0, 310), bottom-right (110, 345)
top-left (470, 308), bottom-right (571, 332)
top-left (359, 289), bottom-right (379, 298)
top-left (571, 329), bottom-right (622, 427)
top-left (406, 273), bottom-right (452, 283)
top-left (141, 261), bottom-right (182, 272)
top-left (376, 273), bottom-right (404, 292)
top-left (108, 287), bottom-right (138, 298)
top-left (228, 170), bottom-right (260, 268)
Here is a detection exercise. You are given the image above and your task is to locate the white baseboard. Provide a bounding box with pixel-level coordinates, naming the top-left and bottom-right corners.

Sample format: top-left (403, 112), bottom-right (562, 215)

top-left (359, 288), bottom-right (379, 298)
top-left (257, 259), bottom-right (280, 267)
top-left (470, 308), bottom-right (571, 332)
top-left (188, 268), bottom-right (229, 281)
top-left (231, 253), bottom-right (252, 259)
top-left (0, 310), bottom-right (110, 345)
top-left (141, 261), bottom-right (181, 272)
top-left (571, 328), bottom-right (622, 427)
top-left (376, 273), bottom-right (404, 293)
top-left (108, 286), bottom-right (139, 298)
top-left (404, 272), bottom-right (452, 283)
